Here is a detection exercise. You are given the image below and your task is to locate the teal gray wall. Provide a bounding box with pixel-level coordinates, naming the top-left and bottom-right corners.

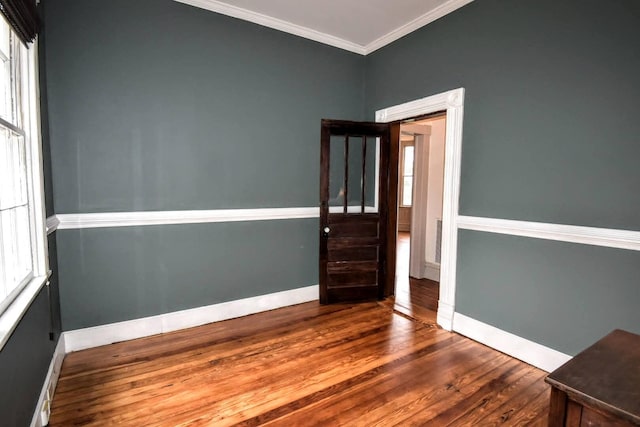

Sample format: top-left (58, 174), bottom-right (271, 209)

top-left (366, 0), bottom-right (640, 229)
top-left (457, 230), bottom-right (640, 355)
top-left (57, 220), bottom-right (317, 330)
top-left (365, 0), bottom-right (640, 353)
top-left (43, 0), bottom-right (364, 330)
top-left (45, 0), bottom-right (364, 213)
top-left (0, 288), bottom-right (57, 426)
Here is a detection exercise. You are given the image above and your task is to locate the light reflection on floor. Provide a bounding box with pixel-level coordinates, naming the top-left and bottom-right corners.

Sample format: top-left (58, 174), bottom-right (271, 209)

top-left (393, 232), bottom-right (439, 324)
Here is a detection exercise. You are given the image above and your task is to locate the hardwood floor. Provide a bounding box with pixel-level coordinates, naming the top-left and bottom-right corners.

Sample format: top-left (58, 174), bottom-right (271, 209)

top-left (390, 232), bottom-right (440, 323)
top-left (50, 299), bottom-right (551, 425)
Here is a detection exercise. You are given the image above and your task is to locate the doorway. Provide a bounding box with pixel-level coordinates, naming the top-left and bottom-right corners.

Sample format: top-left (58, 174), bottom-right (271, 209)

top-left (376, 88), bottom-right (465, 331)
top-left (393, 114), bottom-right (446, 322)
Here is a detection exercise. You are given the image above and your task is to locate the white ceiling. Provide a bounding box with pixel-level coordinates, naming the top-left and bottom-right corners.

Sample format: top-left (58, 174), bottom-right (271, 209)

top-left (175, 0), bottom-right (473, 55)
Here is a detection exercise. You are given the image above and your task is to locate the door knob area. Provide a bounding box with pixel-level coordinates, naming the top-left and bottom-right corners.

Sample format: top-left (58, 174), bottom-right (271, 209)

top-left (323, 226), bottom-right (330, 235)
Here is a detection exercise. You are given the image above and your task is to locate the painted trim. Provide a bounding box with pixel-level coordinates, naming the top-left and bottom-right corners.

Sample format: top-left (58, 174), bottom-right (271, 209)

top-left (377, 88), bottom-right (466, 332)
top-left (364, 0), bottom-right (474, 54)
top-left (409, 132), bottom-right (430, 278)
top-left (436, 301), bottom-right (454, 331)
top-left (172, 0), bottom-right (473, 56)
top-left (55, 207), bottom-right (319, 230)
top-left (423, 261), bottom-right (440, 282)
top-left (64, 285), bottom-right (319, 353)
top-left (453, 312), bottom-right (572, 373)
top-left (458, 215), bottom-right (640, 252)
top-left (24, 39), bottom-right (49, 280)
top-left (174, 0), bottom-right (366, 54)
top-left (0, 274), bottom-right (49, 351)
top-left (46, 216), bottom-right (59, 235)
top-left (30, 337), bottom-right (65, 427)
top-left (49, 209), bottom-right (640, 253)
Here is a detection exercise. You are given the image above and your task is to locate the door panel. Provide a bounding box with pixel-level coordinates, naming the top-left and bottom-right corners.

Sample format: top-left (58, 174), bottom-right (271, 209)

top-left (328, 271), bottom-right (378, 287)
top-left (320, 119), bottom-right (399, 304)
top-left (328, 217), bottom-right (378, 238)
top-left (327, 246), bottom-right (378, 262)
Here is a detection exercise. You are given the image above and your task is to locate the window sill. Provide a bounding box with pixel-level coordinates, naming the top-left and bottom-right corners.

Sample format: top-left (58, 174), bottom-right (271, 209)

top-left (0, 273), bottom-right (51, 351)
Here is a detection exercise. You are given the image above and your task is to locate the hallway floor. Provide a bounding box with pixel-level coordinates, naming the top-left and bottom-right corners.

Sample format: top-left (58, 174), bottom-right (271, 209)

top-left (391, 232), bottom-right (440, 324)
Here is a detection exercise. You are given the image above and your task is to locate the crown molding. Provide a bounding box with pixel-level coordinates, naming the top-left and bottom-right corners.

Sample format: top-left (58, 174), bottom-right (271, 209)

top-left (174, 0), bottom-right (366, 54)
top-left (364, 0), bottom-right (474, 54)
top-left (173, 0), bottom-right (473, 56)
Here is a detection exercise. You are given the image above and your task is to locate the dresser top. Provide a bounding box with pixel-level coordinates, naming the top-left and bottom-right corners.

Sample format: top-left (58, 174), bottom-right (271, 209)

top-left (546, 329), bottom-right (640, 424)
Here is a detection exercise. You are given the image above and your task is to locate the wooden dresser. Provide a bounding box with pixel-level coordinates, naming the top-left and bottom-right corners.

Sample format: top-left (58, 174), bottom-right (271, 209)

top-left (546, 329), bottom-right (640, 426)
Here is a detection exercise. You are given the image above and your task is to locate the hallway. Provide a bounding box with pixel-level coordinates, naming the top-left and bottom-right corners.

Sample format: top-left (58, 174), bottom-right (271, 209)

top-left (392, 232), bottom-right (440, 323)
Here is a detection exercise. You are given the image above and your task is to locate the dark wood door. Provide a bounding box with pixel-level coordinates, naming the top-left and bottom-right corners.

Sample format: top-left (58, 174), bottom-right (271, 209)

top-left (319, 119), bottom-right (399, 304)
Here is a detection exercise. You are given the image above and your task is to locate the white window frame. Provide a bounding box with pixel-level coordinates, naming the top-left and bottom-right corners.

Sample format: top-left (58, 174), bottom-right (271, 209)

top-left (0, 20), bottom-right (48, 351)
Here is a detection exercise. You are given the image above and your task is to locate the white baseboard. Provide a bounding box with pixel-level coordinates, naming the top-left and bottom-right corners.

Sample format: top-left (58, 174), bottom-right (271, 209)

top-left (436, 300), bottom-right (454, 331)
top-left (31, 336), bottom-right (66, 427)
top-left (452, 312), bottom-right (571, 372)
top-left (64, 285), bottom-right (319, 353)
top-left (423, 261), bottom-right (440, 282)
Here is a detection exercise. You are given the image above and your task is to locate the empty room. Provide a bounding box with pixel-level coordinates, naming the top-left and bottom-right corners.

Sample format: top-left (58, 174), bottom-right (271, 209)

top-left (1, 0), bottom-right (639, 425)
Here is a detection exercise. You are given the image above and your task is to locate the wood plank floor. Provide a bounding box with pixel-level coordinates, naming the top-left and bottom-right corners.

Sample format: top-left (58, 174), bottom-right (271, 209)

top-left (390, 232), bottom-right (441, 323)
top-left (50, 299), bottom-right (551, 426)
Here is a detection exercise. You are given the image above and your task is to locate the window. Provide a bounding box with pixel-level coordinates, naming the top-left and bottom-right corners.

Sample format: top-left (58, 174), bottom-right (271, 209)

top-left (400, 143), bottom-right (414, 207)
top-left (0, 14), bottom-right (46, 345)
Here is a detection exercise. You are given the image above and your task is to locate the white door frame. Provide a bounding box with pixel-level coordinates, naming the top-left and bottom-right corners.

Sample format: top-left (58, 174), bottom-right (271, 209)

top-left (376, 88), bottom-right (465, 330)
